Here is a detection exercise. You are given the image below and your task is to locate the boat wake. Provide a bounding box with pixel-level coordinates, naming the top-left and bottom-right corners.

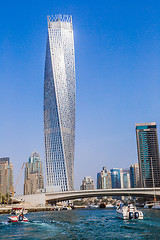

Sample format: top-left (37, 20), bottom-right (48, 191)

top-left (1, 221), bottom-right (9, 225)
top-left (28, 220), bottom-right (59, 228)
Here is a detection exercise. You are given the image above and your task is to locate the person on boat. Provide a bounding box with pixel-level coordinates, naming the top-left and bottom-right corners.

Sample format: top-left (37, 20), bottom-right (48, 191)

top-left (19, 212), bottom-right (24, 221)
top-left (12, 210), bottom-right (16, 215)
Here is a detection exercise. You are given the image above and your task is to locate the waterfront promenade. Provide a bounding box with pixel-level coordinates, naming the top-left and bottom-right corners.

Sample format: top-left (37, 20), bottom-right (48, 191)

top-left (0, 204), bottom-right (86, 215)
top-left (0, 205), bottom-right (53, 214)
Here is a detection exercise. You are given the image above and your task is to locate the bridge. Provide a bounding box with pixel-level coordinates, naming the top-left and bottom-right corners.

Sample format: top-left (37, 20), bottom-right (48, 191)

top-left (14, 188), bottom-right (160, 206)
top-left (45, 188), bottom-right (160, 204)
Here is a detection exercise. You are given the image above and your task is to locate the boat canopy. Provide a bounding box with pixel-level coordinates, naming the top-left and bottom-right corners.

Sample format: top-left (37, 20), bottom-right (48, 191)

top-left (12, 208), bottom-right (23, 210)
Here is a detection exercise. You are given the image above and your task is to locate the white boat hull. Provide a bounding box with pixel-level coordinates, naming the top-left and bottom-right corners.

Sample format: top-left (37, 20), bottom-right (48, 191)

top-left (152, 204), bottom-right (160, 209)
top-left (116, 210), bottom-right (128, 220)
top-left (116, 204), bottom-right (143, 220)
top-left (8, 215), bottom-right (28, 222)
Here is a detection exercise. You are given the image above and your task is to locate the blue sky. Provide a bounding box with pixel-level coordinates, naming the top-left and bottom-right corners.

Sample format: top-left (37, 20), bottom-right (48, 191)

top-left (1, 0), bottom-right (160, 194)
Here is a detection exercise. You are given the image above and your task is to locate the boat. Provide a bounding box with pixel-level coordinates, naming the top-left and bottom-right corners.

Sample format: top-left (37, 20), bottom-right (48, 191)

top-left (144, 202), bottom-right (153, 209)
top-left (116, 203), bottom-right (143, 220)
top-left (105, 203), bottom-right (115, 209)
top-left (62, 206), bottom-right (72, 210)
top-left (99, 203), bottom-right (106, 208)
top-left (152, 202), bottom-right (160, 210)
top-left (87, 204), bottom-right (99, 209)
top-left (8, 207), bottom-right (28, 222)
top-left (52, 206), bottom-right (61, 211)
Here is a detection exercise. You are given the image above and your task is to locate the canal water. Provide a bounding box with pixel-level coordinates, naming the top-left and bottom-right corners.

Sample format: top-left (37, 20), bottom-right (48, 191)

top-left (0, 209), bottom-right (160, 239)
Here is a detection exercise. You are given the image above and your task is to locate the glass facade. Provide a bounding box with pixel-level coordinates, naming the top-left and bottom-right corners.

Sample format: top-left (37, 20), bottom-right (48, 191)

top-left (130, 163), bottom-right (140, 188)
top-left (97, 167), bottom-right (111, 189)
top-left (110, 168), bottom-right (121, 188)
top-left (44, 14), bottom-right (75, 192)
top-left (120, 169), bottom-right (130, 188)
top-left (136, 122), bottom-right (160, 188)
top-left (122, 172), bottom-right (130, 188)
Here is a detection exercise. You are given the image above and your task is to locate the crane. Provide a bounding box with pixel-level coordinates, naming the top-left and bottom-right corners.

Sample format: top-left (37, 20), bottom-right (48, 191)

top-left (11, 162), bottom-right (25, 196)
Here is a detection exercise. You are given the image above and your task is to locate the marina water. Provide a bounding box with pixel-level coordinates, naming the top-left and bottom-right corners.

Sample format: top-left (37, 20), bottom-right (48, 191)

top-left (0, 209), bottom-right (160, 239)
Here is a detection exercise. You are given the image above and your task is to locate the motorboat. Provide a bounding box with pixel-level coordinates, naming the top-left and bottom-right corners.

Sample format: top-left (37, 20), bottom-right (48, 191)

top-left (105, 203), bottom-right (115, 209)
top-left (143, 204), bottom-right (149, 209)
top-left (116, 203), bottom-right (143, 220)
top-left (87, 204), bottom-right (99, 209)
top-left (8, 207), bottom-right (28, 222)
top-left (99, 203), bottom-right (106, 208)
top-left (62, 206), bottom-right (72, 210)
top-left (152, 202), bottom-right (160, 210)
top-left (52, 206), bottom-right (61, 211)
top-left (144, 197), bottom-right (160, 210)
top-left (52, 205), bottom-right (72, 211)
top-left (144, 201), bottom-right (155, 209)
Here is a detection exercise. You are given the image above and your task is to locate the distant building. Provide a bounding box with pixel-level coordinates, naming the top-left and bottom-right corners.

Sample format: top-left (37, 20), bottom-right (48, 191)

top-left (120, 169), bottom-right (130, 188)
top-left (24, 151), bottom-right (44, 195)
top-left (130, 163), bottom-right (140, 188)
top-left (80, 177), bottom-right (95, 190)
top-left (110, 168), bottom-right (121, 188)
top-left (136, 122), bottom-right (160, 187)
top-left (0, 158), bottom-right (13, 195)
top-left (97, 167), bottom-right (111, 189)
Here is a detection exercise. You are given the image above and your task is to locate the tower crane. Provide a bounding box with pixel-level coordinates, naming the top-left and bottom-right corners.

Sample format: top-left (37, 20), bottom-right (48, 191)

top-left (11, 162), bottom-right (25, 196)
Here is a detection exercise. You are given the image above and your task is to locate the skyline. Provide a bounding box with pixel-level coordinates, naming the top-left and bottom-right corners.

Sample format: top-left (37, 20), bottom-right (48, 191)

top-left (1, 0), bottom-right (160, 194)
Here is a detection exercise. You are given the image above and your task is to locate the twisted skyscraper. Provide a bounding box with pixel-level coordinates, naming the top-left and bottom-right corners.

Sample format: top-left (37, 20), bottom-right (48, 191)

top-left (44, 14), bottom-right (75, 192)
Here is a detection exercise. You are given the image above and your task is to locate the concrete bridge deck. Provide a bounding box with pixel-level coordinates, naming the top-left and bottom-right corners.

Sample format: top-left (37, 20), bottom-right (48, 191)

top-left (14, 188), bottom-right (160, 206)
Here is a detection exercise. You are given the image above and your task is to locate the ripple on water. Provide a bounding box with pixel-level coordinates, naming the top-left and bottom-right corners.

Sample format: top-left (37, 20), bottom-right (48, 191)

top-left (0, 209), bottom-right (159, 239)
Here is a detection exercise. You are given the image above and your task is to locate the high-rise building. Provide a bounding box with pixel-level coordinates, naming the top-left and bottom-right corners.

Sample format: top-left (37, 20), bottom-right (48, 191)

top-left (24, 151), bottom-right (44, 195)
top-left (44, 14), bottom-right (75, 192)
top-left (80, 177), bottom-right (95, 190)
top-left (130, 163), bottom-right (140, 188)
top-left (136, 122), bottom-right (160, 188)
top-left (110, 168), bottom-right (121, 188)
top-left (120, 169), bottom-right (130, 188)
top-left (97, 167), bottom-right (111, 189)
top-left (0, 158), bottom-right (13, 195)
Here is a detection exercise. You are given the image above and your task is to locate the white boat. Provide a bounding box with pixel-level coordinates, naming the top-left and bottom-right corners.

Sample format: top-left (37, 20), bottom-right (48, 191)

top-left (116, 203), bottom-right (143, 220)
top-left (52, 206), bottom-right (61, 211)
top-left (144, 201), bottom-right (155, 209)
top-left (62, 206), bottom-right (72, 210)
top-left (87, 204), bottom-right (99, 209)
top-left (105, 203), bottom-right (115, 208)
top-left (8, 207), bottom-right (28, 222)
top-left (143, 204), bottom-right (149, 209)
top-left (152, 203), bottom-right (160, 209)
